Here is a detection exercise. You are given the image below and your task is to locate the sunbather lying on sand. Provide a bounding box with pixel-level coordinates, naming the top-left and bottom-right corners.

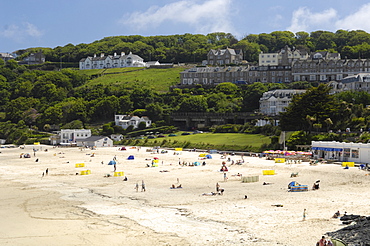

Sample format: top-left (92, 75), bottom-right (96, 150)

top-left (202, 192), bottom-right (216, 196)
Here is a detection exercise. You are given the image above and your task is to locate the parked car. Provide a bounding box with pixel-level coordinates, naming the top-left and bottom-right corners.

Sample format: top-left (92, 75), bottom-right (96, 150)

top-left (157, 135), bottom-right (166, 138)
top-left (193, 130), bottom-right (203, 134)
top-left (169, 134), bottom-right (177, 137)
top-left (181, 132), bottom-right (191, 135)
top-left (147, 135), bottom-right (156, 139)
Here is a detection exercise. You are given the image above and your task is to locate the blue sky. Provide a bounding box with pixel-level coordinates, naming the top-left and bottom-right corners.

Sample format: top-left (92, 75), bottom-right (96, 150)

top-left (1, 0), bottom-right (370, 52)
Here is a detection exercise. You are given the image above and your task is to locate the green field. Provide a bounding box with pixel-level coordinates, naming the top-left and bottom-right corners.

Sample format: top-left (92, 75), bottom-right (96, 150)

top-left (162, 133), bottom-right (269, 147)
top-left (122, 132), bottom-right (271, 152)
top-left (78, 67), bottom-right (186, 92)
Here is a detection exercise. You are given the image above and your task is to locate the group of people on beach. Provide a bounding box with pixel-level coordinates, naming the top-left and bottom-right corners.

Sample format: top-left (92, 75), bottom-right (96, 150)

top-left (134, 180), bottom-right (146, 192)
top-left (317, 236), bottom-right (333, 246)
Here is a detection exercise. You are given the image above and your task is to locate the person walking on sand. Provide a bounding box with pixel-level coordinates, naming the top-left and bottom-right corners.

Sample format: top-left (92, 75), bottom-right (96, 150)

top-left (45, 168), bottom-right (48, 175)
top-left (216, 182), bottom-right (220, 192)
top-left (141, 180), bottom-right (146, 192)
top-left (223, 172), bottom-right (228, 182)
top-left (303, 208), bottom-right (307, 221)
top-left (113, 163), bottom-right (116, 172)
top-left (134, 183), bottom-right (139, 192)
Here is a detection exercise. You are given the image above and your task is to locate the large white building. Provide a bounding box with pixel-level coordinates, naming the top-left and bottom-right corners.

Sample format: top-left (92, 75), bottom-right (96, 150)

top-left (312, 141), bottom-right (370, 163)
top-left (259, 89), bottom-right (306, 116)
top-left (50, 129), bottom-right (92, 145)
top-left (115, 115), bottom-right (151, 130)
top-left (79, 52), bottom-right (146, 70)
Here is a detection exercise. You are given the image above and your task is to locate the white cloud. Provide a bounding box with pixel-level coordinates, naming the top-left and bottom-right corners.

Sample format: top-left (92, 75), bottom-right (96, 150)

top-left (335, 3), bottom-right (370, 32)
top-left (24, 22), bottom-right (43, 38)
top-left (119, 0), bottom-right (235, 34)
top-left (287, 7), bottom-right (338, 33)
top-left (1, 22), bottom-right (43, 43)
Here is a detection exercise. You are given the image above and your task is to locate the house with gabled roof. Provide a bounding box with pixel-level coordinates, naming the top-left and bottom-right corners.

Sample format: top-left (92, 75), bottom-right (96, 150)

top-left (79, 51), bottom-right (146, 70)
top-left (207, 48), bottom-right (243, 65)
top-left (259, 89), bottom-right (306, 116)
top-left (115, 115), bottom-right (151, 129)
top-left (0, 52), bottom-right (15, 62)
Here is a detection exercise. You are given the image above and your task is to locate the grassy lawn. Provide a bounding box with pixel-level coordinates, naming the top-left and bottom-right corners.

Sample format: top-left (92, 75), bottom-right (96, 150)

top-left (144, 132), bottom-right (271, 149)
top-left (79, 67), bottom-right (186, 92)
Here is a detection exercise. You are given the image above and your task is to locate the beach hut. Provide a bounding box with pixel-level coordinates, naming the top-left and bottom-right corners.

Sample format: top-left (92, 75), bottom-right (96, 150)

top-left (127, 155), bottom-right (135, 160)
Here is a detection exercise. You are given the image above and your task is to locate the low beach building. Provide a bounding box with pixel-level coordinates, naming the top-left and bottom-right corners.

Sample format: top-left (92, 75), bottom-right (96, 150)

top-left (76, 136), bottom-right (113, 147)
top-left (50, 129), bottom-right (92, 145)
top-left (312, 141), bottom-right (370, 163)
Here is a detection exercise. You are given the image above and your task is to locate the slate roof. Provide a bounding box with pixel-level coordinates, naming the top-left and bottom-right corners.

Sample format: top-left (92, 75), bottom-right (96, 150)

top-left (78, 136), bottom-right (110, 142)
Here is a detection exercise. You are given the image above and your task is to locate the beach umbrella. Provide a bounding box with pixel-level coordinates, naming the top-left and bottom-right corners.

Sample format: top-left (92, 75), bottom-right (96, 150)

top-left (153, 157), bottom-right (159, 160)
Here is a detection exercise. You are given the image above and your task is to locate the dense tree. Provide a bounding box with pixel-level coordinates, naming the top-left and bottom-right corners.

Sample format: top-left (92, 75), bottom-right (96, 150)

top-left (241, 82), bottom-right (268, 111)
top-left (130, 88), bottom-right (155, 109)
top-left (215, 82), bottom-right (239, 95)
top-left (178, 96), bottom-right (208, 112)
top-left (145, 103), bottom-right (164, 122)
top-left (335, 90), bottom-right (370, 105)
top-left (90, 96), bottom-right (120, 121)
top-left (40, 105), bottom-right (63, 125)
top-left (280, 84), bottom-right (339, 132)
top-left (5, 97), bottom-right (41, 123)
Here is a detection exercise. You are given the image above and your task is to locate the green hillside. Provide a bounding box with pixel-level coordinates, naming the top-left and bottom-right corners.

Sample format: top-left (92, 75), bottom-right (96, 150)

top-left (78, 67), bottom-right (186, 92)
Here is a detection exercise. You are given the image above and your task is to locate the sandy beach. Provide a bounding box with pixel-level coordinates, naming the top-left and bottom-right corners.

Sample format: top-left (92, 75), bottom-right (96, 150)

top-left (0, 145), bottom-right (369, 246)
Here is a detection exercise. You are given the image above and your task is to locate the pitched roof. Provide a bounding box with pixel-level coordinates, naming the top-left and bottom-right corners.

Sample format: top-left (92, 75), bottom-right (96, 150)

top-left (78, 136), bottom-right (110, 142)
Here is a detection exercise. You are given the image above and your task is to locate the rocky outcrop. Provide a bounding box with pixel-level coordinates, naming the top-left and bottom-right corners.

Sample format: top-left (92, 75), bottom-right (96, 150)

top-left (327, 215), bottom-right (370, 246)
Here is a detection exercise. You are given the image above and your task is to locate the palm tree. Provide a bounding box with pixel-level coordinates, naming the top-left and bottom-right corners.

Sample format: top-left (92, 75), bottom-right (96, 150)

top-left (306, 115), bottom-right (316, 133)
top-left (324, 118), bottom-right (333, 132)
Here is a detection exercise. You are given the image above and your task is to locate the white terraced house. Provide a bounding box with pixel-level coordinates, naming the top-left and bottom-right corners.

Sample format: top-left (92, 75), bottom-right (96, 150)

top-left (79, 51), bottom-right (146, 70)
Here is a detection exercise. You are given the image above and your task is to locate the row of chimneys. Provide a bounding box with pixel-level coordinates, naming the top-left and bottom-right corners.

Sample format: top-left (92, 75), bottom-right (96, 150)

top-left (93, 52), bottom-right (126, 58)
